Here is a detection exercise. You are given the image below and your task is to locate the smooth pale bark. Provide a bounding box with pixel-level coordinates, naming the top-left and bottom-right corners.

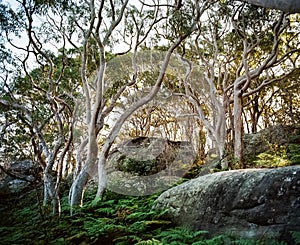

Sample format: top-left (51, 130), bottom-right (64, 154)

top-left (177, 51), bottom-right (228, 169)
top-left (43, 172), bottom-right (61, 215)
top-left (69, 136), bottom-right (98, 210)
top-left (74, 138), bottom-right (88, 178)
top-left (233, 85), bottom-right (244, 165)
top-left (69, 167), bottom-right (90, 215)
top-left (93, 32), bottom-right (197, 201)
top-left (239, 0), bottom-right (300, 13)
top-left (70, 0), bottom-right (209, 207)
top-left (0, 99), bottom-right (64, 215)
top-left (231, 13), bottom-right (290, 164)
top-left (191, 93), bottom-right (228, 169)
top-left (216, 108), bottom-right (227, 169)
top-left (69, 1), bottom-right (129, 211)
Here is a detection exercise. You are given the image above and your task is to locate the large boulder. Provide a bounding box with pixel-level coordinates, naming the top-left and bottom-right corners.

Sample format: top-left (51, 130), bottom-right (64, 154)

top-left (107, 137), bottom-right (194, 175)
top-left (103, 137), bottom-right (195, 196)
top-left (244, 125), bottom-right (300, 164)
top-left (153, 166), bottom-right (300, 243)
top-left (0, 160), bottom-right (41, 197)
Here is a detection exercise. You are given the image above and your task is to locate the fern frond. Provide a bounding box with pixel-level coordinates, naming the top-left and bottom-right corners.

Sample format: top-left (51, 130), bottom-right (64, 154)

top-left (128, 221), bottom-right (148, 233)
top-left (113, 234), bottom-right (141, 244)
top-left (126, 210), bottom-right (157, 221)
top-left (192, 230), bottom-right (209, 238)
top-left (154, 226), bottom-right (210, 244)
top-left (96, 207), bottom-right (116, 216)
top-left (291, 231), bottom-right (300, 244)
top-left (135, 238), bottom-right (163, 245)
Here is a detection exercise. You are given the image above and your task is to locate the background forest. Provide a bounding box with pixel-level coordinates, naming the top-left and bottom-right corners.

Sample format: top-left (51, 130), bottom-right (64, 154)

top-left (0, 0), bottom-right (300, 244)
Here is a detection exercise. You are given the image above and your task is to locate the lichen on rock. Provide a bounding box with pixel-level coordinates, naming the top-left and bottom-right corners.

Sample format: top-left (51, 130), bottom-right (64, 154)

top-left (153, 165), bottom-right (300, 243)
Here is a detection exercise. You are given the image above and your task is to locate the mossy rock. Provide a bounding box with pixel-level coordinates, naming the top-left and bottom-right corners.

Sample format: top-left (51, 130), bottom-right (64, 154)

top-left (243, 125), bottom-right (300, 167)
top-left (107, 137), bottom-right (195, 176)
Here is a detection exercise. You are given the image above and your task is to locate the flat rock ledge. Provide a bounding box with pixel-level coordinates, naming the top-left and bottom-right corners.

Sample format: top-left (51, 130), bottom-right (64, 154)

top-left (153, 166), bottom-right (300, 243)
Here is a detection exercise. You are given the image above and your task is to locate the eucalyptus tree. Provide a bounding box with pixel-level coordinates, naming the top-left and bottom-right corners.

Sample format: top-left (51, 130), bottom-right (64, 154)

top-left (230, 5), bottom-right (300, 163)
top-left (0, 0), bottom-right (209, 213)
top-left (113, 49), bottom-right (196, 142)
top-left (0, 0), bottom-right (79, 215)
top-left (68, 0), bottom-right (214, 209)
top-left (3, 0), bottom-right (297, 216)
top-left (173, 4), bottom-right (231, 169)
top-left (0, 66), bottom-right (77, 216)
top-left (173, 2), bottom-right (300, 166)
top-left (249, 69), bottom-right (300, 129)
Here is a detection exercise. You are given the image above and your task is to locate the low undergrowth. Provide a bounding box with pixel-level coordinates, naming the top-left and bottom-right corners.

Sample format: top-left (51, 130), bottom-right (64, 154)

top-left (0, 187), bottom-right (298, 245)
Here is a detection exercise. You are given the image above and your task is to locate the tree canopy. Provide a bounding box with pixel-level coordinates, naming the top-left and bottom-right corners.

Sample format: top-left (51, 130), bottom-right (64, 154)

top-left (0, 0), bottom-right (299, 216)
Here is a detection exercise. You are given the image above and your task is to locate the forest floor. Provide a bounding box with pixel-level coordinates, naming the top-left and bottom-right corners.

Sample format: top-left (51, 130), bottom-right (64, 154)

top-left (0, 181), bottom-right (296, 245)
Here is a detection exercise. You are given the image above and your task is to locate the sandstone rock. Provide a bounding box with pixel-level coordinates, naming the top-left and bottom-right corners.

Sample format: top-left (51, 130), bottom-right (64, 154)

top-left (244, 125), bottom-right (300, 161)
top-left (104, 137), bottom-right (195, 196)
top-left (153, 166), bottom-right (300, 243)
top-left (0, 160), bottom-right (41, 197)
top-left (107, 137), bottom-right (195, 175)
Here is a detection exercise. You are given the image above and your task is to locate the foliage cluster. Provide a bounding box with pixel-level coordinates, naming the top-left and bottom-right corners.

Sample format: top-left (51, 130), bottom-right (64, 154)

top-left (118, 158), bottom-right (157, 176)
top-left (253, 137), bottom-right (300, 168)
top-left (254, 144), bottom-right (289, 168)
top-left (0, 186), bottom-right (298, 245)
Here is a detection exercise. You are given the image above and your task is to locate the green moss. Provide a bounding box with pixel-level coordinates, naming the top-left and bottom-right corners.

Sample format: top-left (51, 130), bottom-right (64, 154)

top-left (287, 144), bottom-right (300, 164)
top-left (118, 158), bottom-right (157, 176)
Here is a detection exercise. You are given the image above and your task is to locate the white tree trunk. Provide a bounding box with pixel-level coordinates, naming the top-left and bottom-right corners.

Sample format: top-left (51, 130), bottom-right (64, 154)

top-left (93, 34), bottom-right (195, 202)
top-left (69, 166), bottom-right (90, 214)
top-left (216, 108), bottom-right (228, 169)
top-left (177, 54), bottom-right (228, 169)
top-left (233, 84), bottom-right (244, 164)
top-left (43, 172), bottom-right (61, 215)
top-left (69, 0), bottom-right (212, 210)
top-left (95, 153), bottom-right (107, 199)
